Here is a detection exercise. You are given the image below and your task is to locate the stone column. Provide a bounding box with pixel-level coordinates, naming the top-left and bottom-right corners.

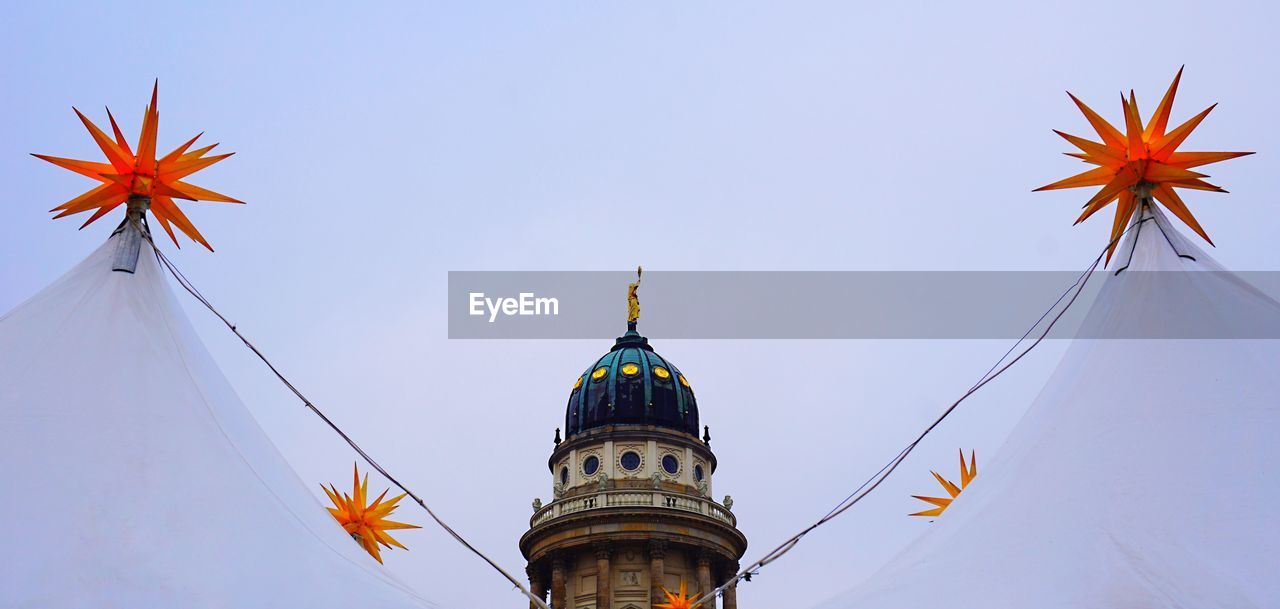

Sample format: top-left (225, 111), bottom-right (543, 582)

top-left (595, 544), bottom-right (612, 609)
top-left (696, 552), bottom-right (713, 604)
top-left (648, 540), bottom-right (667, 606)
top-left (721, 561), bottom-right (740, 609)
top-left (721, 582), bottom-right (737, 609)
top-left (551, 557), bottom-right (567, 609)
top-left (527, 565), bottom-right (547, 609)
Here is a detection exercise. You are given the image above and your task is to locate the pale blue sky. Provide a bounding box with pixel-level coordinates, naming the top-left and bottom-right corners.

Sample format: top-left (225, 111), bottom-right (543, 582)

top-left (2, 2), bottom-right (1276, 607)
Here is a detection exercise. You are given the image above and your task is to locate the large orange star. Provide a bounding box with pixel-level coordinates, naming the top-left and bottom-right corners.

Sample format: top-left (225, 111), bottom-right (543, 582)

top-left (1035, 68), bottom-right (1252, 262)
top-left (33, 82), bottom-right (240, 250)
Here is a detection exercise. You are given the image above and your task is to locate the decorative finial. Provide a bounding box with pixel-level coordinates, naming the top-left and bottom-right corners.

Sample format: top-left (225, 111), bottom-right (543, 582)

top-left (703, 425), bottom-right (711, 445)
top-left (553, 428), bottom-right (562, 446)
top-left (627, 265), bottom-right (643, 330)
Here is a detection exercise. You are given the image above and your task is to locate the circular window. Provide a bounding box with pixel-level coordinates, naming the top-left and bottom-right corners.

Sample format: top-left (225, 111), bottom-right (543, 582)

top-left (679, 374), bottom-right (691, 388)
top-left (591, 367), bottom-right (608, 381)
top-left (653, 365), bottom-right (671, 379)
top-left (662, 455), bottom-right (680, 475)
top-left (572, 376), bottom-right (583, 390)
top-left (694, 464), bottom-right (705, 482)
top-left (583, 455), bottom-right (600, 476)
top-left (620, 362), bottom-right (640, 376)
top-left (559, 466), bottom-right (569, 485)
top-left (620, 451), bottom-right (642, 471)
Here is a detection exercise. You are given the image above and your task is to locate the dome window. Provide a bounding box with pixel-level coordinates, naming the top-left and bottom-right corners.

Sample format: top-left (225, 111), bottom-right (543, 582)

top-left (652, 366), bottom-right (671, 380)
top-left (583, 455), bottom-right (600, 476)
top-left (694, 464), bottom-right (705, 482)
top-left (591, 367), bottom-right (608, 381)
top-left (679, 374), bottom-right (691, 389)
top-left (572, 376), bottom-right (583, 390)
top-left (620, 362), bottom-right (640, 377)
top-left (662, 455), bottom-right (680, 475)
top-left (559, 466), bottom-right (569, 485)
top-left (620, 451), bottom-right (642, 472)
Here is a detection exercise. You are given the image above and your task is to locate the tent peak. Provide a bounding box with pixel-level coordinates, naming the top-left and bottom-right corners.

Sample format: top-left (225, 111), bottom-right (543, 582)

top-left (1110, 200), bottom-right (1199, 274)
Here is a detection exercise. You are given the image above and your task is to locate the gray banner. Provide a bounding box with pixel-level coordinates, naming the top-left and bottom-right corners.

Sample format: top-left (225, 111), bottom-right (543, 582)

top-left (447, 271), bottom-right (1280, 339)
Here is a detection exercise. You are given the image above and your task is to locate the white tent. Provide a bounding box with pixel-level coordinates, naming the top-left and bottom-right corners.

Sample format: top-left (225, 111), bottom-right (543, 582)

top-left (0, 233), bottom-right (434, 609)
top-left (822, 205), bottom-right (1280, 608)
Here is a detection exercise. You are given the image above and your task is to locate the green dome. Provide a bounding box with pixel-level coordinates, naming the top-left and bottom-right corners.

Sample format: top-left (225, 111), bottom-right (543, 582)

top-left (564, 326), bottom-right (699, 438)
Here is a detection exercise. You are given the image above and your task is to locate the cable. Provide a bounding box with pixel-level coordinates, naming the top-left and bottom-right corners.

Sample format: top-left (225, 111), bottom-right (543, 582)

top-left (691, 217), bottom-right (1150, 606)
top-left (137, 224), bottom-right (550, 609)
top-left (815, 261), bottom-right (1082, 525)
top-left (136, 211), bottom-right (1148, 609)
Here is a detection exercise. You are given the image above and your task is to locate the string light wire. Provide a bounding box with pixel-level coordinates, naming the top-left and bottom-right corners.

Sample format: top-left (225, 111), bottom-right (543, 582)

top-left (134, 212), bottom-right (1149, 609)
top-left (138, 224), bottom-right (551, 609)
top-left (691, 216), bottom-right (1150, 606)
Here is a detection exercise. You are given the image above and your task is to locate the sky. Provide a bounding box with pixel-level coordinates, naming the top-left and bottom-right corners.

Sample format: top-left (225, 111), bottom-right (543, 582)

top-left (1, 2), bottom-right (1278, 608)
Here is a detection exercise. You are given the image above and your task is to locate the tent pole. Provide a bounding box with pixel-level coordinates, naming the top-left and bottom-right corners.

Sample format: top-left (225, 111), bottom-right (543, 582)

top-left (1134, 182), bottom-right (1154, 217)
top-left (1134, 183), bottom-right (1155, 262)
top-left (1114, 184), bottom-right (1153, 275)
top-left (112, 196), bottom-right (151, 274)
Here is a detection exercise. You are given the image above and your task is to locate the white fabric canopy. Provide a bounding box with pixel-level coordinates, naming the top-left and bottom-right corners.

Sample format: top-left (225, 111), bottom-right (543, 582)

top-left (821, 205), bottom-right (1280, 609)
top-left (0, 236), bottom-right (434, 608)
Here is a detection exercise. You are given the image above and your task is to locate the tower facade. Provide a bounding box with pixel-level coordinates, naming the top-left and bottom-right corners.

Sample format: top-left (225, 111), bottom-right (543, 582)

top-left (520, 323), bottom-right (747, 609)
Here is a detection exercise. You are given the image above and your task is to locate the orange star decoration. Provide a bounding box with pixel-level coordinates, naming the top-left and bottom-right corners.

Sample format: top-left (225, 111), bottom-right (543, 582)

top-left (321, 464), bottom-right (422, 563)
top-left (1035, 68), bottom-right (1252, 263)
top-left (33, 81), bottom-right (241, 251)
top-left (655, 580), bottom-right (703, 609)
top-left (910, 449), bottom-right (977, 518)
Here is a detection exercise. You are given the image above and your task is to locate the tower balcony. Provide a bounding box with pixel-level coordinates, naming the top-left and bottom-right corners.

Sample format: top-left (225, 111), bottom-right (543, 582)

top-left (520, 486), bottom-right (747, 574)
top-left (530, 489), bottom-right (736, 529)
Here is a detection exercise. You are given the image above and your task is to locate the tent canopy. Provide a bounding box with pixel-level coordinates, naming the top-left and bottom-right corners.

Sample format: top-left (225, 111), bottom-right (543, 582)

top-left (822, 205), bottom-right (1280, 609)
top-left (0, 235), bottom-right (434, 608)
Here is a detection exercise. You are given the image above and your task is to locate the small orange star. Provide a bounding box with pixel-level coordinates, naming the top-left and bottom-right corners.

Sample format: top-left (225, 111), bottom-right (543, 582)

top-left (911, 450), bottom-right (977, 518)
top-left (655, 580), bottom-right (703, 609)
top-left (321, 464), bottom-right (422, 563)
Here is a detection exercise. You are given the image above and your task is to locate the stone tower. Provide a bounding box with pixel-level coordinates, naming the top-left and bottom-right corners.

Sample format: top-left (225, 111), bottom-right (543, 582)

top-left (520, 320), bottom-right (747, 609)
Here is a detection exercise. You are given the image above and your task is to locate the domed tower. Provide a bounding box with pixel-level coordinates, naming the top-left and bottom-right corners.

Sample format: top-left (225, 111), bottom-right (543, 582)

top-left (520, 271), bottom-right (746, 609)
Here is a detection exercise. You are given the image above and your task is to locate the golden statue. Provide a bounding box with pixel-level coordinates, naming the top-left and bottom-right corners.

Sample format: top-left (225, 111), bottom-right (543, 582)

top-left (627, 266), bottom-right (643, 324)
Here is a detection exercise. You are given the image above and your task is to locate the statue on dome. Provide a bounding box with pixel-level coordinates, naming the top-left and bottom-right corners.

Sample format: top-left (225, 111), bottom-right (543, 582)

top-left (627, 265), bottom-right (643, 325)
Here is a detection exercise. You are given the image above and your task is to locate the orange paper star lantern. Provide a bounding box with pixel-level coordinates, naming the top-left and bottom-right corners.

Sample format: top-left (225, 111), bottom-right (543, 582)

top-left (33, 81), bottom-right (241, 250)
top-left (1035, 68), bottom-right (1252, 262)
top-left (321, 464), bottom-right (422, 563)
top-left (655, 580), bottom-right (703, 609)
top-left (910, 449), bottom-right (976, 518)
